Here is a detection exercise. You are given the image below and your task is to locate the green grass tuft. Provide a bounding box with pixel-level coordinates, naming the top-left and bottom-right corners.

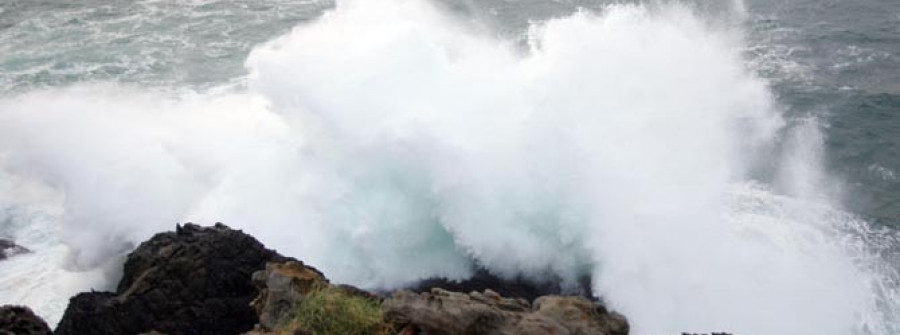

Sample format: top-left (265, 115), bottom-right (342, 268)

top-left (285, 286), bottom-right (389, 335)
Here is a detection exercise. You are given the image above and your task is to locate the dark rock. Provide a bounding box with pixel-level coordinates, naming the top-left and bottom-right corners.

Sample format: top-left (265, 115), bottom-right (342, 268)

top-left (411, 268), bottom-right (593, 302)
top-left (0, 239), bottom-right (30, 260)
top-left (0, 305), bottom-right (51, 335)
top-left (55, 223), bottom-right (293, 335)
top-left (383, 288), bottom-right (628, 335)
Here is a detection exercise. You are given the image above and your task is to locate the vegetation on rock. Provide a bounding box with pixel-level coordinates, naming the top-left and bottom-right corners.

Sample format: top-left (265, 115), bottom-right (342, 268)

top-left (282, 285), bottom-right (390, 335)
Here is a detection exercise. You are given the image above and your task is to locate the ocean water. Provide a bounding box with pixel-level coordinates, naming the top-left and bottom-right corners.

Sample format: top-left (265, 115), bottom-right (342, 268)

top-left (1, 0), bottom-right (899, 334)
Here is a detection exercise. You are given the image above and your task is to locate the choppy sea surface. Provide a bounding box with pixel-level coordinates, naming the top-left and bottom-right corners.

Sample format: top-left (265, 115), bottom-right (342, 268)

top-left (2, 0), bottom-right (900, 334)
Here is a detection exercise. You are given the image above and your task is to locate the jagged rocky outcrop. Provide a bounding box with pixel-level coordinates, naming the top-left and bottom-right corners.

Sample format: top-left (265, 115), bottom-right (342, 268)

top-left (41, 223), bottom-right (630, 334)
top-left (383, 288), bottom-right (629, 335)
top-left (55, 223), bottom-right (293, 335)
top-left (0, 305), bottom-right (51, 335)
top-left (0, 239), bottom-right (30, 260)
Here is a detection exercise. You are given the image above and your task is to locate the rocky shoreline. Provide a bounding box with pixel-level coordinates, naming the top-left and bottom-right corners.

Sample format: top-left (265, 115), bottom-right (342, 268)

top-left (1, 223), bottom-right (629, 335)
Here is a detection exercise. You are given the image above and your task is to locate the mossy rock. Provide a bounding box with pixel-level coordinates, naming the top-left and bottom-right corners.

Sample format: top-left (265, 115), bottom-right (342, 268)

top-left (280, 286), bottom-right (391, 335)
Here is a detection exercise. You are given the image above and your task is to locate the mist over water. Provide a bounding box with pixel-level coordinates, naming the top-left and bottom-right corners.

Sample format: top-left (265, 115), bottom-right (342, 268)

top-left (1, 0), bottom-right (899, 334)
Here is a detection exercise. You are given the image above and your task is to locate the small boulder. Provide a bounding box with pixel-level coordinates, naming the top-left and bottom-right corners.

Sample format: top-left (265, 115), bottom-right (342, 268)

top-left (0, 305), bottom-right (51, 335)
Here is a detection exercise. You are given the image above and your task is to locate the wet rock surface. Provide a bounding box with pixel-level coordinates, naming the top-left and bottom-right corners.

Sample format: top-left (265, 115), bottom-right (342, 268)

top-left (55, 223), bottom-right (292, 335)
top-left (0, 305), bottom-right (51, 335)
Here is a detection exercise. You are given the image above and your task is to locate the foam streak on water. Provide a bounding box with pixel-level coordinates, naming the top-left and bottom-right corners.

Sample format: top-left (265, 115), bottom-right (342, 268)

top-left (0, 1), bottom-right (898, 334)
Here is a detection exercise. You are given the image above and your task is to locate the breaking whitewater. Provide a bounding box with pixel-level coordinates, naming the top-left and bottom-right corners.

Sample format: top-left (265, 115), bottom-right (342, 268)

top-left (1, 1), bottom-right (899, 334)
